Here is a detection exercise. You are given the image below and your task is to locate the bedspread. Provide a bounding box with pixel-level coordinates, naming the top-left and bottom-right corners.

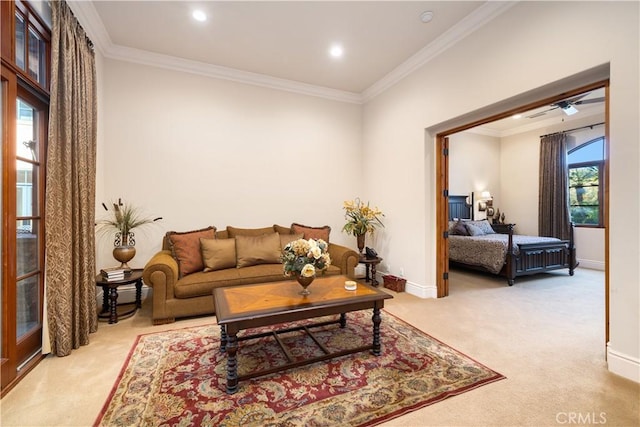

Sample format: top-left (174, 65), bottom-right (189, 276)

top-left (449, 234), bottom-right (564, 274)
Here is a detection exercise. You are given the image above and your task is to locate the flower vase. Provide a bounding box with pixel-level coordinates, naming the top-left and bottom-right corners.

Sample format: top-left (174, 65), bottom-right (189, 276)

top-left (295, 273), bottom-right (315, 295)
top-left (113, 232), bottom-right (136, 270)
top-left (356, 233), bottom-right (366, 255)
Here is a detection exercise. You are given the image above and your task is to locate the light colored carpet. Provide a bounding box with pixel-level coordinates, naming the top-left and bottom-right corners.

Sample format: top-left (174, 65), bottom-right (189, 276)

top-left (2, 268), bottom-right (639, 426)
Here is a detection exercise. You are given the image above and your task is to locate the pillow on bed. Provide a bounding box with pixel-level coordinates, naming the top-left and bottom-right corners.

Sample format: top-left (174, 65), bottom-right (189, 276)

top-left (467, 219), bottom-right (495, 235)
top-left (465, 223), bottom-right (485, 236)
top-left (452, 220), bottom-right (469, 236)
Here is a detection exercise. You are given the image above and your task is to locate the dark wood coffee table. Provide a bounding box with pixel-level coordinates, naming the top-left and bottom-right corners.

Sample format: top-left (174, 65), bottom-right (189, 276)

top-left (213, 275), bottom-right (393, 394)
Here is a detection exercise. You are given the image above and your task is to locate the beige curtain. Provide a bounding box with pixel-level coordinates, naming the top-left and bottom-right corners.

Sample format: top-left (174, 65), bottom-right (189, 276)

top-left (45, 0), bottom-right (98, 356)
top-left (538, 133), bottom-right (571, 240)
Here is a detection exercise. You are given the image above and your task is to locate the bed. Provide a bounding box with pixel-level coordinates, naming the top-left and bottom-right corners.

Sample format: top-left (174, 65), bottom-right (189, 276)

top-left (447, 195), bottom-right (577, 286)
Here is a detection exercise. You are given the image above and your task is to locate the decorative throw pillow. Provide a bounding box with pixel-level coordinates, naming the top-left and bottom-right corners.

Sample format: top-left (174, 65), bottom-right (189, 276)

top-left (452, 220), bottom-right (469, 236)
top-left (167, 226), bottom-right (216, 277)
top-left (291, 223), bottom-right (331, 242)
top-left (465, 223), bottom-right (485, 236)
top-left (200, 238), bottom-right (236, 271)
top-left (468, 219), bottom-right (495, 234)
top-left (227, 225), bottom-right (275, 238)
top-left (279, 232), bottom-right (304, 250)
top-left (235, 232), bottom-right (282, 268)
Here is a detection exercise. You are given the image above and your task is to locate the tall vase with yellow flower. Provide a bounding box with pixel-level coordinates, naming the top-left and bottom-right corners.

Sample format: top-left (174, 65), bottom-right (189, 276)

top-left (96, 199), bottom-right (162, 270)
top-left (281, 238), bottom-right (331, 295)
top-left (342, 198), bottom-right (384, 255)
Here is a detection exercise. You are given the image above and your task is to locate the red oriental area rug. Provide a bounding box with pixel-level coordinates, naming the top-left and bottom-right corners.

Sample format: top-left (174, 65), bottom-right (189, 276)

top-left (95, 310), bottom-right (504, 426)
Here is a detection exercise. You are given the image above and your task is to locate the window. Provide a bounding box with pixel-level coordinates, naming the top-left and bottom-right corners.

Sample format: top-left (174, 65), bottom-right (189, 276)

top-left (568, 137), bottom-right (605, 227)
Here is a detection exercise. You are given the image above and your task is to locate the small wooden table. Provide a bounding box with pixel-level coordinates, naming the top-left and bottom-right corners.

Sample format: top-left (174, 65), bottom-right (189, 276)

top-left (213, 275), bottom-right (392, 394)
top-left (95, 269), bottom-right (143, 324)
top-left (359, 256), bottom-right (383, 286)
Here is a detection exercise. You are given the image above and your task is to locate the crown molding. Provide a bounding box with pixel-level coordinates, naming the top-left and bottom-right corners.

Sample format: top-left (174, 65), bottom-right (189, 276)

top-left (107, 44), bottom-right (363, 104)
top-left (67, 0), bottom-right (112, 54)
top-left (361, 1), bottom-right (517, 103)
top-left (68, 1), bottom-right (515, 105)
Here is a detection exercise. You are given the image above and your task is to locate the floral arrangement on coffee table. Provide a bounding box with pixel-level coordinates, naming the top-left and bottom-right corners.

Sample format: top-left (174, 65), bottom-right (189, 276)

top-left (281, 238), bottom-right (331, 278)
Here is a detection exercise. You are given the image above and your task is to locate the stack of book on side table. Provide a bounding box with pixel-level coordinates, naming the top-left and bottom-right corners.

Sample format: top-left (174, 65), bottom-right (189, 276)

top-left (100, 267), bottom-right (132, 282)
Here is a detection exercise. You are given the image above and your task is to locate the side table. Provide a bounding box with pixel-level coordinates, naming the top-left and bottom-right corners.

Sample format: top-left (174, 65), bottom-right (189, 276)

top-left (359, 256), bottom-right (383, 287)
top-left (95, 269), bottom-right (143, 324)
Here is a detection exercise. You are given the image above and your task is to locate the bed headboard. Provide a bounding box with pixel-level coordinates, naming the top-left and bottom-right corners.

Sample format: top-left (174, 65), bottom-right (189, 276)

top-left (448, 194), bottom-right (473, 220)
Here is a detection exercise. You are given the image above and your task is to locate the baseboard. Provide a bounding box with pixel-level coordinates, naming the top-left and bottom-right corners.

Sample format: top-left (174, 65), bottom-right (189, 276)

top-left (607, 343), bottom-right (640, 383)
top-left (577, 258), bottom-right (605, 271)
top-left (375, 270), bottom-right (436, 299)
top-left (95, 284), bottom-right (150, 306)
top-left (405, 281), bottom-right (437, 299)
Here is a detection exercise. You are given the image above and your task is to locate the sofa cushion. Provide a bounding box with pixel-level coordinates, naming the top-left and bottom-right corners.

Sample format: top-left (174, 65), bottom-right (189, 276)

top-left (274, 224), bottom-right (292, 235)
top-left (174, 264), bottom-right (284, 298)
top-left (291, 223), bottom-right (331, 242)
top-left (167, 226), bottom-right (216, 277)
top-left (200, 238), bottom-right (236, 271)
top-left (227, 225), bottom-right (275, 238)
top-left (235, 232), bottom-right (282, 268)
top-left (279, 232), bottom-right (304, 250)
top-left (173, 263), bottom-right (343, 299)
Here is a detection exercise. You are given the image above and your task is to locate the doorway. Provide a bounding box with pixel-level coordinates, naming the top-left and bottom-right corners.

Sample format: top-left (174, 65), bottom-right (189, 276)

top-left (434, 80), bottom-right (610, 341)
top-left (1, 66), bottom-right (48, 395)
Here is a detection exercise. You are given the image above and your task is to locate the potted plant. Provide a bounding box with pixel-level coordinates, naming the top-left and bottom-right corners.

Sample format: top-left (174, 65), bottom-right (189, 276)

top-left (342, 198), bottom-right (384, 254)
top-left (96, 199), bottom-right (161, 269)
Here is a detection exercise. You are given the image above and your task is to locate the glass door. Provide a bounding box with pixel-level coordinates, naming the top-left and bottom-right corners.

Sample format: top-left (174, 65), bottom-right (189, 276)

top-left (15, 93), bottom-right (45, 365)
top-left (1, 73), bottom-right (47, 392)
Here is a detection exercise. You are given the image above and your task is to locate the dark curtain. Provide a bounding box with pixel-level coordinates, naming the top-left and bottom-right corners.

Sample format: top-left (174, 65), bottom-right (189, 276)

top-left (538, 133), bottom-right (571, 240)
top-left (45, 0), bottom-right (98, 356)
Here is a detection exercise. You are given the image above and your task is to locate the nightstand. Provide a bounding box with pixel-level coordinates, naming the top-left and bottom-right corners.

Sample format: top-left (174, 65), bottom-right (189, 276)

top-left (491, 223), bottom-right (515, 234)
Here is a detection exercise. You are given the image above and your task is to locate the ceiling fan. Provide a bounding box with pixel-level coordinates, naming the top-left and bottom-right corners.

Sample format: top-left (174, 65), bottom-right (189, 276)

top-left (526, 94), bottom-right (605, 119)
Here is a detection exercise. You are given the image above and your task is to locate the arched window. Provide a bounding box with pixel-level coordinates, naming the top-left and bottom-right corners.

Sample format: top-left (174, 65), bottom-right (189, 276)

top-left (568, 137), bottom-right (605, 227)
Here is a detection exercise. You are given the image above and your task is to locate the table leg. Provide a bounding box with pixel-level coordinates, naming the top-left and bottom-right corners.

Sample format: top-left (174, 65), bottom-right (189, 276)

top-left (365, 264), bottom-right (371, 282)
top-left (109, 287), bottom-right (118, 324)
top-left (135, 279), bottom-right (142, 309)
top-left (371, 263), bottom-right (378, 286)
top-left (372, 306), bottom-right (382, 356)
top-left (220, 325), bottom-right (227, 352)
top-left (101, 286), bottom-right (109, 313)
top-left (340, 313), bottom-right (346, 328)
top-left (226, 332), bottom-right (238, 394)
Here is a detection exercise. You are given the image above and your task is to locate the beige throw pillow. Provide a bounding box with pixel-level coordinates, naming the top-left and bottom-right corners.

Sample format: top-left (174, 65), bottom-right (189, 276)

top-left (235, 232), bottom-right (281, 268)
top-left (200, 238), bottom-right (237, 271)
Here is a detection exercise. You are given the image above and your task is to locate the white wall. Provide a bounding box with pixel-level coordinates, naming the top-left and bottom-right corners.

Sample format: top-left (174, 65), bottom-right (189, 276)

top-left (448, 132), bottom-right (501, 220)
top-left (96, 59), bottom-right (363, 270)
top-left (362, 1), bottom-right (638, 381)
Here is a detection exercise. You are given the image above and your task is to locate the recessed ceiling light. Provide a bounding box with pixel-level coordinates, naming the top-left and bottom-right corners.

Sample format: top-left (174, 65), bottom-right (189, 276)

top-left (512, 114), bottom-right (522, 119)
top-left (192, 10), bottom-right (207, 22)
top-left (420, 11), bottom-right (434, 23)
top-left (329, 44), bottom-right (344, 58)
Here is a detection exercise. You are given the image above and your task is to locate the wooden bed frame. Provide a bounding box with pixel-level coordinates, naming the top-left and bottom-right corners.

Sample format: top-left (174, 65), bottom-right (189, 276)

top-left (448, 195), bottom-right (577, 286)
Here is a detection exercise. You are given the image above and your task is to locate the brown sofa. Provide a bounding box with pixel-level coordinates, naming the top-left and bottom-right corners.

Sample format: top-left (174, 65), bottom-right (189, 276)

top-left (142, 224), bottom-right (359, 324)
